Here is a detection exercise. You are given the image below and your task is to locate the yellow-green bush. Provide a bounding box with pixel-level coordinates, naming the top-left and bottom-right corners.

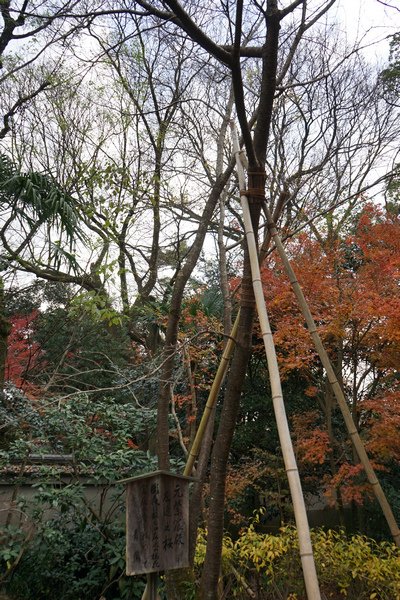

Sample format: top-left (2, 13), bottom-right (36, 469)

top-left (195, 518), bottom-right (400, 599)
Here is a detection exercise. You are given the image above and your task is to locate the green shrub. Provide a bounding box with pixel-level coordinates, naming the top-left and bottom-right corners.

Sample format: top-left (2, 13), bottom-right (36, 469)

top-left (3, 507), bottom-right (400, 600)
top-left (196, 518), bottom-right (400, 599)
top-left (0, 488), bottom-right (146, 600)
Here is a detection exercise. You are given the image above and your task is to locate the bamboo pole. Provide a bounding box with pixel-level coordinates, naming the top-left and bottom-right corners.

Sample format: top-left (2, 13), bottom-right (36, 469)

top-left (231, 121), bottom-right (322, 600)
top-left (263, 206), bottom-right (400, 548)
top-left (142, 573), bottom-right (160, 600)
top-left (182, 176), bottom-right (286, 478)
top-left (183, 315), bottom-right (239, 476)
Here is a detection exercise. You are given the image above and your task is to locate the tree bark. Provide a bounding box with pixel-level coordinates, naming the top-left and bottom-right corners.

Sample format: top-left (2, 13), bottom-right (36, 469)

top-left (199, 168), bottom-right (264, 599)
top-left (0, 277), bottom-right (11, 397)
top-left (199, 288), bottom-right (255, 599)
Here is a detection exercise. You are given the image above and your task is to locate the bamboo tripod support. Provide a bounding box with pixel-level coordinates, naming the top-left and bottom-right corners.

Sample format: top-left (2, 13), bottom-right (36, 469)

top-left (184, 316), bottom-right (239, 476)
top-left (169, 122), bottom-right (400, 600)
top-left (231, 122), bottom-right (322, 599)
top-left (263, 206), bottom-right (400, 548)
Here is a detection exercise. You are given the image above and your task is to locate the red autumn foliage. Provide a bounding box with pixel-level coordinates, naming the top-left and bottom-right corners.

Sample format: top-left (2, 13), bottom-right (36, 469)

top-left (260, 205), bottom-right (400, 383)
top-left (292, 411), bottom-right (332, 465)
top-left (257, 205), bottom-right (400, 504)
top-left (362, 391), bottom-right (400, 462)
top-left (5, 310), bottom-right (43, 397)
top-left (325, 462), bottom-right (373, 506)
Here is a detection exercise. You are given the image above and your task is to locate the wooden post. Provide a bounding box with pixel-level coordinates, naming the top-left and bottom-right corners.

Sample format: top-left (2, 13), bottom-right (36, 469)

top-left (147, 573), bottom-right (158, 600)
top-left (231, 121), bottom-right (322, 600)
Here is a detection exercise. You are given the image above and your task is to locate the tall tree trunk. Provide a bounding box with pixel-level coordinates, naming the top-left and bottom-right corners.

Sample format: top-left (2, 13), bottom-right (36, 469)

top-left (199, 283), bottom-right (255, 600)
top-left (199, 169), bottom-right (263, 599)
top-left (0, 277), bottom-right (11, 398)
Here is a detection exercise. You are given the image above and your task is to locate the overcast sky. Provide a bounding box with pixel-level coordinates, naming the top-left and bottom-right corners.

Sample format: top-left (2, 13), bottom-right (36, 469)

top-left (336, 0), bottom-right (400, 62)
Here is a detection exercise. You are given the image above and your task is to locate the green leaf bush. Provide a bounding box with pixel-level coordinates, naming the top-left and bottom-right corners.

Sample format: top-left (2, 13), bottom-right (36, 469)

top-left (196, 518), bottom-right (400, 599)
top-left (1, 389), bottom-right (399, 599)
top-left (2, 500), bottom-right (400, 599)
top-left (0, 481), bottom-right (145, 600)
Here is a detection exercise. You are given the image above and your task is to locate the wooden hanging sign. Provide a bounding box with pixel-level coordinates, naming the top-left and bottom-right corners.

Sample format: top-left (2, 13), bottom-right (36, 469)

top-left (122, 470), bottom-right (195, 575)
